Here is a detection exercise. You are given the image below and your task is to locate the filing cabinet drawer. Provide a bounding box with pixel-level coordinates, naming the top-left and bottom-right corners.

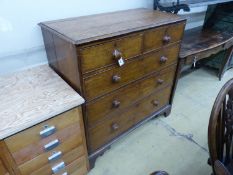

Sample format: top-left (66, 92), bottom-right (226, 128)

top-left (79, 33), bottom-right (143, 73)
top-left (26, 148), bottom-right (86, 175)
top-left (18, 136), bottom-right (84, 175)
top-left (4, 108), bottom-right (89, 175)
top-left (86, 65), bottom-right (176, 127)
top-left (88, 85), bottom-right (172, 152)
top-left (84, 43), bottom-right (180, 100)
top-left (5, 109), bottom-right (82, 165)
top-left (5, 108), bottom-right (80, 156)
top-left (144, 22), bottom-right (185, 52)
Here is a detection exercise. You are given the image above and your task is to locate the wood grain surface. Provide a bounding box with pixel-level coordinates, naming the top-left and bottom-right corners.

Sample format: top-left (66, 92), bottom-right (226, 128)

top-left (39, 8), bottom-right (185, 45)
top-left (0, 65), bottom-right (85, 139)
top-left (180, 27), bottom-right (233, 59)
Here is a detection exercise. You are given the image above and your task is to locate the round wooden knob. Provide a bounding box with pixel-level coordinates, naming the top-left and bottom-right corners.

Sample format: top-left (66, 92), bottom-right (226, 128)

top-left (163, 35), bottom-right (171, 43)
top-left (152, 100), bottom-right (159, 107)
top-left (111, 123), bottom-right (119, 131)
top-left (112, 75), bottom-right (121, 83)
top-left (112, 100), bottom-right (120, 108)
top-left (113, 49), bottom-right (122, 60)
top-left (157, 79), bottom-right (164, 85)
top-left (160, 56), bottom-right (168, 63)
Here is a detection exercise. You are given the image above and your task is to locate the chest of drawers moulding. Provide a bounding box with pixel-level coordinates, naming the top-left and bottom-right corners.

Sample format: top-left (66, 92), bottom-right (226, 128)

top-left (39, 8), bottom-right (186, 167)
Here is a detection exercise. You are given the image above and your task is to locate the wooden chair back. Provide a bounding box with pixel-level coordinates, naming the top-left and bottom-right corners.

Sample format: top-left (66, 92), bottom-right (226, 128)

top-left (208, 78), bottom-right (233, 174)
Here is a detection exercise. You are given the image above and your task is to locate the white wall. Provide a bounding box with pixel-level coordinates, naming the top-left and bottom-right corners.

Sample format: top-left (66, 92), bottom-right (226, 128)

top-left (0, 0), bottom-right (206, 75)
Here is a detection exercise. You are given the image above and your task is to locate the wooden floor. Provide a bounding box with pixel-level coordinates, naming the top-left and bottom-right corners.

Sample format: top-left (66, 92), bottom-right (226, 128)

top-left (88, 67), bottom-right (233, 175)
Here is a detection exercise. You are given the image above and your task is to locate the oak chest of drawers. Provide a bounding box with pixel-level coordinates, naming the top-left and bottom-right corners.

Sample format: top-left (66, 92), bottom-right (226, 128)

top-left (39, 8), bottom-right (186, 165)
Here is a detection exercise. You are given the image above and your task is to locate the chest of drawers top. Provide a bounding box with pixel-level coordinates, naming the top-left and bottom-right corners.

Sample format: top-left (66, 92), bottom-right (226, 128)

top-left (0, 65), bottom-right (84, 140)
top-left (39, 8), bottom-right (185, 45)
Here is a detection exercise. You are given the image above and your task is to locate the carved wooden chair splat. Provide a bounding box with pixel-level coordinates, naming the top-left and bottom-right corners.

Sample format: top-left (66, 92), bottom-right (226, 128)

top-left (208, 78), bottom-right (233, 174)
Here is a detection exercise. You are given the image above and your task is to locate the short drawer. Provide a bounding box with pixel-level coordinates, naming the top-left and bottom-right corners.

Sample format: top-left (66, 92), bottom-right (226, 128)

top-left (18, 136), bottom-right (84, 175)
top-left (88, 85), bottom-right (172, 153)
top-left (5, 108), bottom-right (82, 166)
top-left (144, 22), bottom-right (185, 52)
top-left (83, 43), bottom-right (180, 101)
top-left (24, 148), bottom-right (87, 175)
top-left (79, 33), bottom-right (143, 73)
top-left (86, 65), bottom-right (176, 127)
top-left (5, 108), bottom-right (81, 155)
top-left (3, 108), bottom-right (88, 175)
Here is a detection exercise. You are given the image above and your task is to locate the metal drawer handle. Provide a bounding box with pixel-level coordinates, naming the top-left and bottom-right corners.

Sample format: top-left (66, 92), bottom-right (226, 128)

top-left (48, 151), bottom-right (62, 162)
top-left (44, 139), bottom-right (60, 151)
top-left (40, 125), bottom-right (56, 138)
top-left (52, 161), bottom-right (65, 174)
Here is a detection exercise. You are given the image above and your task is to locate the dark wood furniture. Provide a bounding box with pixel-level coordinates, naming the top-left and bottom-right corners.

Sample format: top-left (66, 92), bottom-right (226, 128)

top-left (179, 1), bottom-right (233, 80)
top-left (39, 8), bottom-right (186, 166)
top-left (208, 78), bottom-right (233, 174)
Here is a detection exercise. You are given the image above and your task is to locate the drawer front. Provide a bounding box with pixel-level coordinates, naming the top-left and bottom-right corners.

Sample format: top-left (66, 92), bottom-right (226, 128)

top-left (5, 108), bottom-right (80, 155)
top-left (25, 149), bottom-right (87, 175)
top-left (86, 65), bottom-right (176, 127)
top-left (84, 44), bottom-right (180, 100)
top-left (18, 136), bottom-right (84, 175)
top-left (4, 108), bottom-right (88, 175)
top-left (144, 22), bottom-right (185, 52)
top-left (79, 33), bottom-right (143, 73)
top-left (0, 159), bottom-right (9, 175)
top-left (88, 86), bottom-right (172, 153)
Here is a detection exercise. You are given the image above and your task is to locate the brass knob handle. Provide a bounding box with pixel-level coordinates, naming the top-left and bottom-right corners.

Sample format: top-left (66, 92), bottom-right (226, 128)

top-left (160, 56), bottom-right (168, 63)
top-left (112, 75), bottom-right (121, 83)
top-left (113, 49), bottom-right (122, 60)
top-left (157, 79), bottom-right (164, 85)
top-left (111, 123), bottom-right (119, 131)
top-left (163, 35), bottom-right (171, 43)
top-left (112, 100), bottom-right (120, 108)
top-left (152, 100), bottom-right (159, 107)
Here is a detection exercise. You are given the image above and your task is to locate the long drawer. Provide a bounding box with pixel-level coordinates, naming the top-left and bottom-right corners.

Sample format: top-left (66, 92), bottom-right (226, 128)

top-left (86, 65), bottom-right (176, 128)
top-left (4, 108), bottom-right (88, 175)
top-left (88, 85), bottom-right (172, 153)
top-left (83, 43), bottom-right (180, 101)
top-left (79, 22), bottom-right (185, 73)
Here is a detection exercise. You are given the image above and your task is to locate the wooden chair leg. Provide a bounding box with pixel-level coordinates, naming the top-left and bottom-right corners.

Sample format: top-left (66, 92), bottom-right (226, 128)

top-left (219, 46), bottom-right (233, 81)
